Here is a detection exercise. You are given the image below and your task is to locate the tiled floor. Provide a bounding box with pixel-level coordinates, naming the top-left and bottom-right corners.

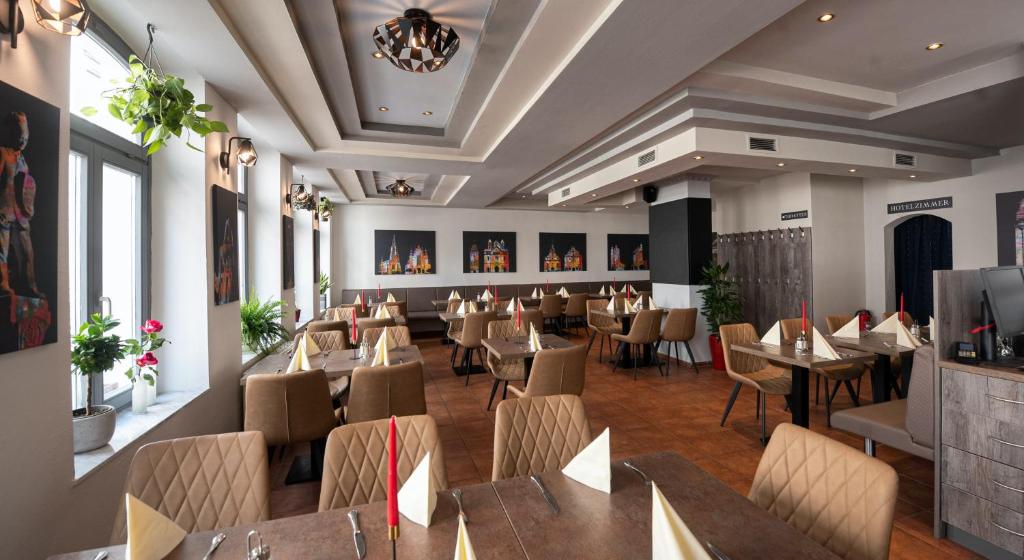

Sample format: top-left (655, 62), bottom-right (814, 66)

top-left (269, 333), bottom-right (981, 560)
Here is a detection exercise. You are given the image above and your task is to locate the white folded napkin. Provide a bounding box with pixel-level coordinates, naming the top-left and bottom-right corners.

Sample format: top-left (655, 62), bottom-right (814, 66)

top-left (528, 323), bottom-right (543, 352)
top-left (558, 287), bottom-right (570, 297)
top-left (606, 297), bottom-right (616, 313)
top-left (398, 452), bottom-right (437, 528)
top-left (651, 482), bottom-right (712, 560)
top-left (619, 284), bottom-right (627, 294)
top-left (481, 290), bottom-right (492, 302)
top-left (378, 326), bottom-right (399, 350)
top-left (448, 290), bottom-right (461, 301)
top-left (562, 428), bottom-right (611, 493)
top-left (811, 327), bottom-right (840, 360)
top-left (623, 298), bottom-right (637, 313)
top-left (928, 316), bottom-right (936, 338)
top-left (375, 304), bottom-right (392, 319)
top-left (871, 313), bottom-right (901, 334)
top-left (387, 293), bottom-right (396, 303)
top-left (371, 335), bottom-right (391, 366)
top-left (895, 322), bottom-right (922, 349)
top-left (467, 301), bottom-right (478, 313)
top-left (648, 297), bottom-right (658, 310)
top-left (125, 494), bottom-right (186, 560)
top-left (833, 316), bottom-right (860, 338)
top-left (301, 332), bottom-right (321, 355)
top-left (453, 516), bottom-right (477, 560)
top-left (506, 297), bottom-right (517, 314)
top-left (353, 293), bottom-right (362, 305)
top-left (532, 288), bottom-right (541, 299)
top-left (760, 321), bottom-right (782, 346)
top-left (599, 286), bottom-right (607, 296)
top-left (286, 342), bottom-right (312, 373)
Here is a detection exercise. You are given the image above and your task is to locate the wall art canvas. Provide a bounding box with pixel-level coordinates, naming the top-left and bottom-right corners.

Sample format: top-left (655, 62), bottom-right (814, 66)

top-left (282, 215), bottom-right (295, 289)
top-left (211, 185), bottom-right (239, 305)
top-left (0, 81), bottom-right (59, 354)
top-left (375, 230), bottom-right (435, 275)
top-left (607, 233), bottom-right (649, 271)
top-left (995, 190), bottom-right (1024, 266)
top-left (538, 232), bottom-right (586, 272)
top-left (462, 231), bottom-right (516, 273)
top-left (313, 228), bottom-right (320, 286)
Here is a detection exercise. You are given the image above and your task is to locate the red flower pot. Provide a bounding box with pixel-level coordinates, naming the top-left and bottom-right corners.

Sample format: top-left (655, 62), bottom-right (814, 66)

top-left (708, 333), bottom-right (726, 370)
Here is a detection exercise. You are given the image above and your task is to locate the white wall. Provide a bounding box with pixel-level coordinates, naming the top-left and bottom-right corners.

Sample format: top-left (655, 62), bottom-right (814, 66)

top-left (247, 146), bottom-right (295, 334)
top-left (810, 174), bottom-right (865, 326)
top-left (331, 205), bottom-right (649, 293)
top-left (712, 172), bottom-right (812, 233)
top-left (294, 190), bottom-right (316, 324)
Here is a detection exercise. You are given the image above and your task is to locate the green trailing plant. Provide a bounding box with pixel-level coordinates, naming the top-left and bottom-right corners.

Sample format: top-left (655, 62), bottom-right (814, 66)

top-left (241, 291), bottom-right (289, 355)
top-left (697, 262), bottom-right (744, 334)
top-left (81, 54), bottom-right (228, 155)
top-left (319, 272), bottom-right (333, 296)
top-left (71, 314), bottom-right (127, 416)
top-left (318, 197), bottom-right (334, 221)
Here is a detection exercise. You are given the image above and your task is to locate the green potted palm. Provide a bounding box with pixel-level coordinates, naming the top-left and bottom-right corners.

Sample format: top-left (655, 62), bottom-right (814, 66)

top-left (319, 272), bottom-right (333, 312)
top-left (71, 314), bottom-right (126, 453)
top-left (697, 262), bottom-right (743, 370)
top-left (241, 291), bottom-right (289, 355)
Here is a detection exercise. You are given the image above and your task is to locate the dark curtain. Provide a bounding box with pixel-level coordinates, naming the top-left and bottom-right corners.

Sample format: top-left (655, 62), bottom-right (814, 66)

top-left (894, 215), bottom-right (953, 321)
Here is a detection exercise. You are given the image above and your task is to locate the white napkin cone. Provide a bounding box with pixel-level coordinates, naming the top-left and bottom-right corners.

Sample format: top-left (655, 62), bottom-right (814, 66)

top-left (302, 332), bottom-right (322, 355)
top-left (606, 297), bottom-right (616, 313)
top-left (125, 494), bottom-right (186, 560)
top-left (562, 428), bottom-right (611, 493)
top-left (286, 342), bottom-right (312, 373)
top-left (928, 316), bottom-right (936, 338)
top-left (528, 323), bottom-right (543, 352)
top-left (378, 326), bottom-right (399, 350)
top-left (353, 294), bottom-right (362, 306)
top-left (833, 316), bottom-right (861, 338)
top-left (895, 322), bottom-right (922, 348)
top-left (398, 452), bottom-right (437, 528)
top-left (811, 327), bottom-right (840, 360)
top-left (481, 290), bottom-right (492, 302)
top-left (371, 335), bottom-right (391, 366)
top-left (872, 313), bottom-right (901, 334)
top-left (507, 297), bottom-right (523, 314)
top-left (532, 288), bottom-right (541, 299)
top-left (453, 516), bottom-right (477, 560)
top-left (760, 321), bottom-right (782, 346)
top-left (448, 290), bottom-right (461, 301)
top-left (558, 287), bottom-right (570, 297)
top-left (648, 297), bottom-right (658, 310)
top-left (651, 482), bottom-right (712, 560)
top-left (375, 304), bottom-right (392, 319)
top-left (467, 301), bottom-right (478, 313)
top-left (599, 286), bottom-right (607, 296)
top-left (387, 293), bottom-right (396, 303)
top-left (623, 298), bottom-right (637, 313)
top-left (619, 284), bottom-right (627, 294)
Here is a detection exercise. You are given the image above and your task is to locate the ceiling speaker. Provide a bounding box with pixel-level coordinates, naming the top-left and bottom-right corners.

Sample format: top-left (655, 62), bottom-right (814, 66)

top-left (642, 185), bottom-right (658, 204)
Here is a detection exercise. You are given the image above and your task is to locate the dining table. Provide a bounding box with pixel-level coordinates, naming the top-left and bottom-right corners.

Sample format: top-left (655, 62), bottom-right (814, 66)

top-left (826, 331), bottom-right (919, 402)
top-left (239, 345), bottom-right (425, 386)
top-left (729, 341), bottom-right (875, 440)
top-left (480, 333), bottom-right (575, 387)
top-left (48, 452), bottom-right (840, 560)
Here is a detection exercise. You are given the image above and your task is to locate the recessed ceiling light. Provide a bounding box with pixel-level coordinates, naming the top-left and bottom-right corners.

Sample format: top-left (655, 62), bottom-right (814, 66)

top-left (632, 178), bottom-right (640, 182)
top-left (909, 174), bottom-right (917, 179)
top-left (561, 204), bottom-right (567, 207)
top-left (591, 193), bottom-right (597, 197)
top-left (848, 168), bottom-right (857, 173)
top-left (421, 110), bottom-right (433, 116)
top-left (776, 162), bottom-right (786, 167)
top-left (378, 106), bottom-right (389, 112)
top-left (693, 155), bottom-right (704, 160)
top-left (817, 13), bottom-right (835, 22)
top-left (926, 42), bottom-right (943, 51)
top-left (521, 194), bottom-right (527, 198)
top-left (625, 205), bottom-right (630, 209)
top-left (372, 51), bottom-right (385, 59)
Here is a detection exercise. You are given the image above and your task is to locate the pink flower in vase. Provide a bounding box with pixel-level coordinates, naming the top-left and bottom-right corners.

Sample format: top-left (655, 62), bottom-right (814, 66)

top-left (136, 351), bottom-right (159, 367)
top-left (141, 320), bottom-right (164, 334)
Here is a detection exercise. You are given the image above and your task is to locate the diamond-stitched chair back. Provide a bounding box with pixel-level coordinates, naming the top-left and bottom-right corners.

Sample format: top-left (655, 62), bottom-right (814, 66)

top-left (362, 326), bottom-right (412, 348)
top-left (110, 432), bottom-right (270, 544)
top-left (720, 323), bottom-right (769, 376)
top-left (292, 330), bottom-right (350, 352)
top-left (345, 361), bottom-right (427, 424)
top-left (307, 319), bottom-right (348, 333)
top-left (492, 394), bottom-right (592, 481)
top-left (318, 415), bottom-right (447, 511)
top-left (539, 294), bottom-right (562, 319)
top-left (243, 369), bottom-right (338, 447)
top-left (780, 318), bottom-right (814, 344)
top-left (748, 423), bottom-right (899, 560)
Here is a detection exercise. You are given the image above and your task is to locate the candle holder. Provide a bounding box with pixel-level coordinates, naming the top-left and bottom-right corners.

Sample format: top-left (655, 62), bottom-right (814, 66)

top-left (247, 530), bottom-right (270, 560)
top-left (910, 322), bottom-right (921, 337)
top-left (795, 332), bottom-right (809, 353)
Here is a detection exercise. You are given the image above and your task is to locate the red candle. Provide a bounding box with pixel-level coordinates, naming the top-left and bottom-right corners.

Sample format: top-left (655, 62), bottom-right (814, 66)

top-left (387, 416), bottom-right (399, 540)
top-left (351, 309), bottom-right (358, 344)
top-left (377, 284), bottom-right (381, 299)
top-left (801, 300), bottom-right (807, 333)
top-left (361, 290), bottom-right (366, 312)
top-left (494, 285), bottom-right (498, 302)
top-left (546, 279), bottom-right (550, 292)
top-left (627, 284), bottom-right (631, 299)
top-left (613, 277), bottom-right (617, 290)
top-left (516, 301), bottom-right (522, 330)
top-left (900, 293), bottom-right (905, 322)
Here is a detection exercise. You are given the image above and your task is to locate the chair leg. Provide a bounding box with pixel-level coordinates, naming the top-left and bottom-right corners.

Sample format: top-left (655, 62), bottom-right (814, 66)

top-left (654, 346), bottom-right (665, 377)
top-left (598, 335), bottom-right (605, 364)
top-left (824, 379), bottom-right (833, 427)
top-left (815, 373), bottom-right (821, 405)
top-left (267, 446), bottom-right (276, 465)
top-left (587, 331), bottom-right (597, 356)
top-left (684, 341), bottom-right (698, 373)
top-left (486, 379), bottom-right (500, 410)
top-left (463, 351), bottom-right (472, 385)
top-left (450, 344), bottom-right (459, 367)
top-left (844, 380), bottom-right (861, 406)
top-left (502, 381), bottom-right (508, 400)
top-left (633, 344), bottom-right (639, 380)
top-left (755, 390), bottom-right (761, 419)
top-left (720, 382), bottom-right (742, 426)
top-left (760, 394), bottom-right (768, 445)
top-left (612, 342), bottom-right (623, 372)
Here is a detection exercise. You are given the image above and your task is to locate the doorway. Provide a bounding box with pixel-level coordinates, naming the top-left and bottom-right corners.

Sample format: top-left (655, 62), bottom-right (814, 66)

top-left (891, 214), bottom-right (952, 321)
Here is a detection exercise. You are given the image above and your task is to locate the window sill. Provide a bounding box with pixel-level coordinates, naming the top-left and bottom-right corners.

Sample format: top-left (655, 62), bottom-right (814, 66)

top-left (73, 389), bottom-right (206, 483)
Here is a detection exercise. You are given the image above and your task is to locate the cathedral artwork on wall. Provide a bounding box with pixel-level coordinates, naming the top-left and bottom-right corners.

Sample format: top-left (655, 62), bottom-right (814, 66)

top-left (995, 190), bottom-right (1024, 266)
top-left (463, 231), bottom-right (515, 273)
top-left (211, 185), bottom-right (239, 305)
top-left (538, 232), bottom-right (586, 272)
top-left (375, 230), bottom-right (436, 275)
top-left (607, 233), bottom-right (649, 271)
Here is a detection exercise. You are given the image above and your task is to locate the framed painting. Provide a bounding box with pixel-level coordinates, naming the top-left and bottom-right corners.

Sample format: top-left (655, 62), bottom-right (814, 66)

top-left (538, 232), bottom-right (586, 272)
top-left (463, 231), bottom-right (516, 273)
top-left (607, 233), bottom-right (649, 271)
top-left (211, 185), bottom-right (239, 305)
top-left (375, 230), bottom-right (436, 275)
top-left (282, 215), bottom-right (295, 289)
top-left (995, 190), bottom-right (1024, 266)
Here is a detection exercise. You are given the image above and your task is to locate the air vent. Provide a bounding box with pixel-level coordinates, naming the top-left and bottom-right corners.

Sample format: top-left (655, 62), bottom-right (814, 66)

top-left (893, 152), bottom-right (917, 168)
top-left (637, 149), bottom-right (656, 167)
top-left (747, 136), bottom-right (778, 152)
top-left (560, 187), bottom-right (571, 198)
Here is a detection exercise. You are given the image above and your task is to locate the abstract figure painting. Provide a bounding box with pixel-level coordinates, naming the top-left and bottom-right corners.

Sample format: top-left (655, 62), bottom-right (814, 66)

top-left (538, 232), bottom-right (586, 272)
top-left (463, 231), bottom-right (515, 273)
top-left (995, 190), bottom-right (1024, 266)
top-left (375, 230), bottom-right (436, 275)
top-left (282, 215), bottom-right (295, 289)
top-left (211, 185), bottom-right (239, 305)
top-left (0, 81), bottom-right (59, 354)
top-left (608, 234), bottom-right (649, 271)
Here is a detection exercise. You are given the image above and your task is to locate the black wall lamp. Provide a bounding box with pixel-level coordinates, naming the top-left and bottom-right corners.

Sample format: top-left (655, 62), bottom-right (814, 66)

top-left (0, 0), bottom-right (25, 47)
top-left (286, 175), bottom-right (315, 211)
top-left (219, 136), bottom-right (257, 169)
top-left (1, 0), bottom-right (93, 48)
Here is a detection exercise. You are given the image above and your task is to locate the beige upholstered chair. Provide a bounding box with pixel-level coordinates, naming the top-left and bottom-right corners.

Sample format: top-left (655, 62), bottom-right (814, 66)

top-left (344, 361), bottom-right (427, 424)
top-left (110, 432), bottom-right (271, 544)
top-left (586, 299), bottom-right (622, 363)
top-left (355, 317), bottom-right (397, 344)
top-left (445, 299), bottom-right (463, 313)
top-left (492, 395), bottom-right (593, 481)
top-left (318, 415), bottom-right (448, 511)
top-left (780, 317), bottom-right (865, 425)
top-left (882, 311), bottom-right (915, 327)
top-left (563, 293), bottom-right (589, 335)
top-left (826, 314), bottom-right (854, 334)
top-left (485, 319), bottom-right (528, 410)
top-left (749, 423), bottom-right (899, 560)
top-left (290, 330), bottom-right (352, 398)
top-left (307, 319), bottom-right (348, 333)
top-left (452, 310), bottom-right (497, 383)
top-left (521, 308), bottom-right (544, 333)
top-left (539, 294), bottom-right (563, 333)
top-left (719, 323), bottom-right (792, 444)
top-left (362, 325), bottom-right (412, 348)
top-left (508, 343), bottom-right (586, 398)
top-left (371, 301), bottom-right (405, 319)
top-left (660, 308), bottom-right (699, 373)
top-left (334, 303), bottom-right (369, 319)
top-left (445, 299), bottom-right (464, 366)
top-left (611, 309), bottom-right (665, 379)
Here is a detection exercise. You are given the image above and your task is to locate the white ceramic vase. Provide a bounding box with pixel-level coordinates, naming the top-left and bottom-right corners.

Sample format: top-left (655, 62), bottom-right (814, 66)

top-left (147, 382), bottom-right (157, 405)
top-left (132, 380), bottom-right (148, 414)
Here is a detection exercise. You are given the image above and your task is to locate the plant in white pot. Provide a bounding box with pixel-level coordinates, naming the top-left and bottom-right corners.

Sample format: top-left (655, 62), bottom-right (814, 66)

top-left (124, 319), bottom-right (168, 414)
top-left (71, 314), bottom-right (126, 453)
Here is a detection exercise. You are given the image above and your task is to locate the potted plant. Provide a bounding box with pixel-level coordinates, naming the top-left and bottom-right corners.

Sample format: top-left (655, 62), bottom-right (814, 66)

top-left (318, 197), bottom-right (334, 221)
top-left (319, 272), bottom-right (333, 311)
top-left (71, 314), bottom-right (126, 453)
top-left (124, 319), bottom-right (169, 414)
top-left (697, 262), bottom-right (743, 370)
top-left (241, 291), bottom-right (289, 355)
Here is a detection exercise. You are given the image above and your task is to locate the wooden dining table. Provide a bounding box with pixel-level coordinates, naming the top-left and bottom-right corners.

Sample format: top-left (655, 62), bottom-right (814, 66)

top-left (480, 333), bottom-right (575, 387)
top-left (49, 452), bottom-right (840, 560)
top-left (729, 341), bottom-right (875, 439)
top-left (239, 345), bottom-right (425, 386)
top-left (826, 331), bottom-right (918, 402)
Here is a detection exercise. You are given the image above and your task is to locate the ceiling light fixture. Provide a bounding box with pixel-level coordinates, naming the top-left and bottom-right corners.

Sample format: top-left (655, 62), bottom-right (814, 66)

top-left (521, 194), bottom-right (527, 198)
top-left (817, 12), bottom-right (834, 22)
top-left (625, 205), bottom-right (630, 209)
top-left (421, 110), bottom-right (433, 116)
top-left (848, 168), bottom-right (857, 173)
top-left (387, 179), bottom-right (415, 198)
top-left (372, 8), bottom-right (460, 73)
top-left (219, 137), bottom-right (258, 169)
top-left (776, 162), bottom-right (786, 167)
top-left (693, 155), bottom-right (704, 160)
top-left (632, 178), bottom-right (639, 183)
top-left (591, 193), bottom-right (597, 197)
top-left (378, 106), bottom-right (389, 112)
top-left (926, 42), bottom-right (943, 51)
top-left (372, 51), bottom-right (384, 59)
top-left (909, 174), bottom-right (917, 179)
top-left (287, 175), bottom-right (316, 211)
top-left (32, 0), bottom-right (91, 36)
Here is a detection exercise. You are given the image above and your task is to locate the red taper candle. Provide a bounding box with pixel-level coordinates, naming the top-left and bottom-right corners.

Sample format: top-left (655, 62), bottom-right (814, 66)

top-left (387, 415), bottom-right (399, 541)
top-left (900, 293), bottom-right (905, 322)
top-left (361, 289), bottom-right (366, 312)
top-left (627, 284), bottom-right (631, 300)
top-left (378, 283), bottom-right (381, 299)
top-left (801, 300), bottom-right (807, 333)
top-left (546, 279), bottom-right (550, 292)
top-left (516, 301), bottom-right (522, 330)
top-left (351, 309), bottom-right (358, 345)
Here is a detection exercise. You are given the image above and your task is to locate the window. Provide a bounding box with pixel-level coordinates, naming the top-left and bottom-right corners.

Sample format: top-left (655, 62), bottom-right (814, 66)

top-left (69, 23), bottom-right (150, 410)
top-left (237, 163), bottom-right (250, 299)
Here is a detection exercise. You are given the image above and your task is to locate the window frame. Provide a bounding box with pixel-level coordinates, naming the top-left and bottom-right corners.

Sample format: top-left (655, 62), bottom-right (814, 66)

top-left (237, 163), bottom-right (250, 300)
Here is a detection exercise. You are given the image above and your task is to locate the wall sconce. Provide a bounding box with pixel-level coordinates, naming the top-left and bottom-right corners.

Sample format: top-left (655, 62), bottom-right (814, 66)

top-left (32, 0), bottom-right (91, 36)
top-left (286, 175), bottom-right (315, 211)
top-left (219, 136), bottom-right (257, 169)
top-left (0, 0), bottom-right (25, 48)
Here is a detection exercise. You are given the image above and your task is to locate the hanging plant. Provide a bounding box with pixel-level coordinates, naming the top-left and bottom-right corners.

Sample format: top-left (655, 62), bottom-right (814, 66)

top-left (318, 197), bottom-right (334, 221)
top-left (81, 25), bottom-right (228, 155)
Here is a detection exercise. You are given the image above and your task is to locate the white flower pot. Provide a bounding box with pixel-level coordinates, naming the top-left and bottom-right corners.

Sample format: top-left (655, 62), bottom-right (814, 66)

top-left (132, 381), bottom-right (148, 414)
top-left (147, 382), bottom-right (157, 405)
top-left (72, 405), bottom-right (116, 453)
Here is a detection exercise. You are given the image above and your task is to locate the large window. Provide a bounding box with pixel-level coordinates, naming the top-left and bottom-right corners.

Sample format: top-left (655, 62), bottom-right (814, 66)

top-left (69, 26), bottom-right (150, 410)
top-left (237, 164), bottom-right (250, 299)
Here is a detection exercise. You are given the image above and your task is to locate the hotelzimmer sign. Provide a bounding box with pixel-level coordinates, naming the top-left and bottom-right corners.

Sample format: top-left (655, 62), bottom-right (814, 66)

top-left (887, 196), bottom-right (952, 214)
top-left (781, 210), bottom-right (809, 221)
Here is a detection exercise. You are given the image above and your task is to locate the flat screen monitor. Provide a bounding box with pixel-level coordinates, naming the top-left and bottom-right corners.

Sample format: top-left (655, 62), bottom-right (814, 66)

top-left (980, 266), bottom-right (1024, 337)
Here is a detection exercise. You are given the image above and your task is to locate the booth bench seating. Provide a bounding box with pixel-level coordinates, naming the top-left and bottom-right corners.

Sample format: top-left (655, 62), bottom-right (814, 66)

top-left (340, 281), bottom-right (651, 335)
